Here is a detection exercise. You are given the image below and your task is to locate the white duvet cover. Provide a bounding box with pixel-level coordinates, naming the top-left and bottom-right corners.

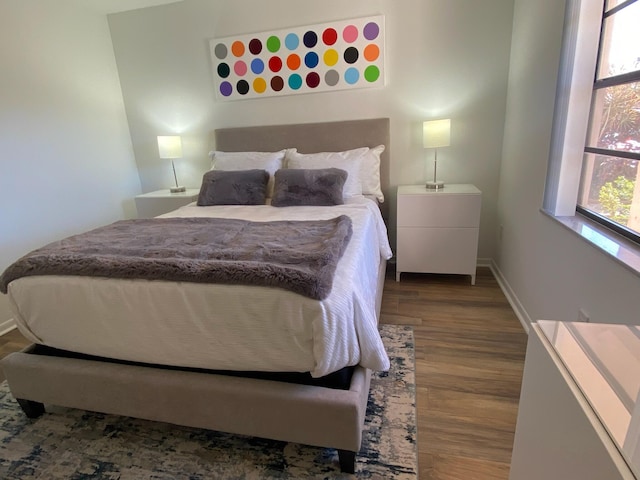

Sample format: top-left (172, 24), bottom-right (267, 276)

top-left (8, 197), bottom-right (392, 377)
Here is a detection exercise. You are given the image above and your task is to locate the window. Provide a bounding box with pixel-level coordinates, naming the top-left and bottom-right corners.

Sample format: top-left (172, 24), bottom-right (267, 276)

top-left (576, 1), bottom-right (640, 242)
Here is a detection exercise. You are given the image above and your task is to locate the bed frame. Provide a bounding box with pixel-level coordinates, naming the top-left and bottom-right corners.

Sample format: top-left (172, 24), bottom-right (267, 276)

top-left (1, 118), bottom-right (391, 474)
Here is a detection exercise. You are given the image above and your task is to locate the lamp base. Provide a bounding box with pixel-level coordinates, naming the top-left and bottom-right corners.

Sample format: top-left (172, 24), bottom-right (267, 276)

top-left (170, 186), bottom-right (186, 193)
top-left (425, 181), bottom-right (444, 190)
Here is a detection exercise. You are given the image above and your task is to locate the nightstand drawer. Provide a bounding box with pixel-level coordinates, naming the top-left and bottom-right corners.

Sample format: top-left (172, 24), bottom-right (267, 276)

top-left (397, 227), bottom-right (479, 275)
top-left (397, 193), bottom-right (481, 228)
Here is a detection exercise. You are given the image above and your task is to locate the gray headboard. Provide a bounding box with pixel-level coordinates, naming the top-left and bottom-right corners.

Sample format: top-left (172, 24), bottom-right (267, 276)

top-left (214, 118), bottom-right (390, 221)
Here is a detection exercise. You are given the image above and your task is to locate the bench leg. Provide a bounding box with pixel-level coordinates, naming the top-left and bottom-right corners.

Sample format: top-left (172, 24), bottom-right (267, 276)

top-left (338, 449), bottom-right (356, 473)
top-left (17, 398), bottom-right (45, 418)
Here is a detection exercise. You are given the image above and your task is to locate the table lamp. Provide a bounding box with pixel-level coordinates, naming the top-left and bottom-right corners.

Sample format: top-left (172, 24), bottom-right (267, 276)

top-left (423, 119), bottom-right (451, 190)
top-left (157, 135), bottom-right (186, 193)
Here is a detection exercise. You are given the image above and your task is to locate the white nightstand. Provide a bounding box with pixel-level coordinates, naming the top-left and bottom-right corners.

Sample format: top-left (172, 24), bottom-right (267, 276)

top-left (396, 184), bottom-right (481, 284)
top-left (135, 189), bottom-right (200, 218)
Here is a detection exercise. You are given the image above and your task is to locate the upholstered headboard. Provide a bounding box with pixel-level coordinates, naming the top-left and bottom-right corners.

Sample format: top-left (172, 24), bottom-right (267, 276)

top-left (214, 118), bottom-right (391, 221)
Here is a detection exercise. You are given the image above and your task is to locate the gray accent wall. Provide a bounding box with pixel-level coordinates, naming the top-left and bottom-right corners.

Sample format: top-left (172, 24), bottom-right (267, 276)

top-left (107, 0), bottom-right (515, 260)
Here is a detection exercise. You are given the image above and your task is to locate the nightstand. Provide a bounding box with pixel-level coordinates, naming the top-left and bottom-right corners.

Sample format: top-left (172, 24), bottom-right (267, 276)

top-left (135, 189), bottom-right (200, 218)
top-left (396, 184), bottom-right (481, 284)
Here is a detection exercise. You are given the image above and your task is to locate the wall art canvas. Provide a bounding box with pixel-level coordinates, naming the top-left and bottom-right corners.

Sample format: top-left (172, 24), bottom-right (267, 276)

top-left (210, 15), bottom-right (385, 101)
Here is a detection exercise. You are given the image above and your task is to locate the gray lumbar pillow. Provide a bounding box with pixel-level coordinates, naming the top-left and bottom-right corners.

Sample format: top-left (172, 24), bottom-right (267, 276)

top-left (197, 169), bottom-right (269, 206)
top-left (271, 168), bottom-right (347, 207)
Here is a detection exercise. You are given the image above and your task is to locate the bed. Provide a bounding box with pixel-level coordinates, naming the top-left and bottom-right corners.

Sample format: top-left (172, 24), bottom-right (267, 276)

top-left (0, 117), bottom-right (391, 473)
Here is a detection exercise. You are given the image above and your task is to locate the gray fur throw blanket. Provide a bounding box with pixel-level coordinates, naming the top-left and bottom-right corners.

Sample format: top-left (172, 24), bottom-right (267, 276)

top-left (0, 216), bottom-right (353, 300)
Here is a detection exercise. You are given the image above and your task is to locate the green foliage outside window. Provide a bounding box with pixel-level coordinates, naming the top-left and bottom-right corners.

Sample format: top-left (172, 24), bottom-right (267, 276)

top-left (598, 175), bottom-right (635, 224)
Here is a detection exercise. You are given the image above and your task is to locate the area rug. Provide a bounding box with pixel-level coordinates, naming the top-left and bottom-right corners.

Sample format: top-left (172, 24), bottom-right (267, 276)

top-left (0, 325), bottom-right (416, 479)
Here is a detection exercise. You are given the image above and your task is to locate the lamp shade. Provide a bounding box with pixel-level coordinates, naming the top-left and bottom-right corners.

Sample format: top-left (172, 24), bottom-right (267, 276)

top-left (157, 135), bottom-right (183, 159)
top-left (423, 119), bottom-right (451, 148)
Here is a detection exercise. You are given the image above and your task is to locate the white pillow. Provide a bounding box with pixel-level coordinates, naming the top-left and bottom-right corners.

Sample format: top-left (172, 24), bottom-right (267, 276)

top-left (209, 149), bottom-right (287, 197)
top-left (285, 148), bottom-right (366, 198)
top-left (361, 145), bottom-right (385, 203)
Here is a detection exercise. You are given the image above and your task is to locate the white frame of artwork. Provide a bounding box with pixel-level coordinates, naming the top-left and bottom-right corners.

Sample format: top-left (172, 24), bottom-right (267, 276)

top-left (210, 15), bottom-right (385, 101)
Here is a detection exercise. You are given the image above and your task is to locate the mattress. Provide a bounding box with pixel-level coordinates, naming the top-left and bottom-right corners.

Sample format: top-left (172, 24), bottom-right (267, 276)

top-left (7, 197), bottom-right (392, 378)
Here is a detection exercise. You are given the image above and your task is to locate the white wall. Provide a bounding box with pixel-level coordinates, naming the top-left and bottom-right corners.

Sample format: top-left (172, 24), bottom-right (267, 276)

top-left (107, 0), bottom-right (514, 258)
top-left (496, 0), bottom-right (640, 327)
top-left (0, 0), bottom-right (142, 325)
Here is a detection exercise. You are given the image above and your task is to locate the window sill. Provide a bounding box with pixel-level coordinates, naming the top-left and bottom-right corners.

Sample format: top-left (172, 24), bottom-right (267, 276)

top-left (541, 209), bottom-right (640, 278)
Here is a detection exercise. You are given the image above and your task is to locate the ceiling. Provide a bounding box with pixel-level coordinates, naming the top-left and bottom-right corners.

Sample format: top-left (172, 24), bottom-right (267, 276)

top-left (82, 0), bottom-right (183, 14)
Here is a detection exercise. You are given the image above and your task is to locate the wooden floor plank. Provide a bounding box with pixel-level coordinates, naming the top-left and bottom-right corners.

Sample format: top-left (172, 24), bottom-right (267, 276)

top-left (383, 266), bottom-right (527, 479)
top-left (426, 387), bottom-right (520, 432)
top-left (421, 453), bottom-right (512, 480)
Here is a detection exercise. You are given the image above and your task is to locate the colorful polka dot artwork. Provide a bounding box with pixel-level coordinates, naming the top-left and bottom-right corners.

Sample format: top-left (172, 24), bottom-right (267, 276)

top-left (210, 16), bottom-right (384, 101)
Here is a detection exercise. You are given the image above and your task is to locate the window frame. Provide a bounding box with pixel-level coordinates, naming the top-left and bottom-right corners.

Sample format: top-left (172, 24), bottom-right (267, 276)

top-left (574, 0), bottom-right (640, 244)
top-left (543, 0), bottom-right (640, 276)
top-left (545, 1), bottom-right (639, 219)
top-left (543, 0), bottom-right (603, 218)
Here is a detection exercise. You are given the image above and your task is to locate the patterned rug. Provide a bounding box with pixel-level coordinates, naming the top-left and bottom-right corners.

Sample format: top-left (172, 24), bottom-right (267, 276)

top-left (0, 325), bottom-right (416, 479)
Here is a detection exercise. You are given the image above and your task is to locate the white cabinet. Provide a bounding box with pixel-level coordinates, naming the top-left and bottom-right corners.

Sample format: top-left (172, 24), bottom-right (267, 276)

top-left (135, 189), bottom-right (200, 218)
top-left (396, 184), bottom-right (481, 284)
top-left (510, 322), bottom-right (638, 480)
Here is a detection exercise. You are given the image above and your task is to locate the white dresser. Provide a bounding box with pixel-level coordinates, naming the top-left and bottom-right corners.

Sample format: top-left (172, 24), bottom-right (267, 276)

top-left (396, 184), bottom-right (481, 284)
top-left (135, 189), bottom-right (200, 218)
top-left (510, 321), bottom-right (639, 480)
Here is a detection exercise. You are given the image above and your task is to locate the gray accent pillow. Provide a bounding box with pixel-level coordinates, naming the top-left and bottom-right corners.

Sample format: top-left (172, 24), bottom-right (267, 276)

top-left (197, 169), bottom-right (269, 206)
top-left (271, 168), bottom-right (347, 207)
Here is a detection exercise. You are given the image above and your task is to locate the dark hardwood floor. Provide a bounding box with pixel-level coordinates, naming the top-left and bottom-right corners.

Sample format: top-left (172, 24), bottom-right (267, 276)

top-left (0, 266), bottom-right (528, 479)
top-left (381, 266), bottom-right (528, 479)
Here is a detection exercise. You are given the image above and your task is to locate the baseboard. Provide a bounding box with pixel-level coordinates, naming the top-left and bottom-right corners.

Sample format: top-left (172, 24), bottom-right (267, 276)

top-left (477, 257), bottom-right (492, 267)
top-left (488, 260), bottom-right (531, 335)
top-left (0, 318), bottom-right (16, 337)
